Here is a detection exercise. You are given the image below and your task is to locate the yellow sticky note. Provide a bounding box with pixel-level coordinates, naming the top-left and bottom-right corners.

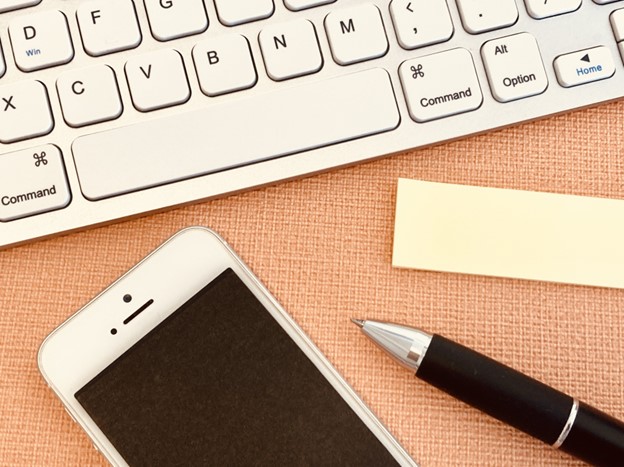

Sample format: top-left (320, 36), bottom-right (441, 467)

top-left (393, 179), bottom-right (624, 288)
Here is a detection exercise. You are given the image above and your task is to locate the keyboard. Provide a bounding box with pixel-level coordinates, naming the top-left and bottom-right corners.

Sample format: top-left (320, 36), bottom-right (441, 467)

top-left (2, 0), bottom-right (624, 249)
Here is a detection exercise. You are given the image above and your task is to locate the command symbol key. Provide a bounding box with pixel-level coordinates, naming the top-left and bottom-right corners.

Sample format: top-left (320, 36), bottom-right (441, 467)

top-left (0, 145), bottom-right (71, 222)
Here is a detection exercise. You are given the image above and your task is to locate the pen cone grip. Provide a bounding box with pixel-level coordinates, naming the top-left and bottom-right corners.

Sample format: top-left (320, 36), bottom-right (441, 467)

top-left (417, 335), bottom-right (572, 444)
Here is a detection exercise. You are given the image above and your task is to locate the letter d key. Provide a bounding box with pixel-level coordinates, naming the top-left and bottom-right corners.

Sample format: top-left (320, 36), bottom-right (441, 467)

top-left (9, 10), bottom-right (74, 72)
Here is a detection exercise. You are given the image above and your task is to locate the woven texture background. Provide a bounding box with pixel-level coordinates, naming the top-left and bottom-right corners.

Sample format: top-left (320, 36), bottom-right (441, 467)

top-left (2, 102), bottom-right (624, 466)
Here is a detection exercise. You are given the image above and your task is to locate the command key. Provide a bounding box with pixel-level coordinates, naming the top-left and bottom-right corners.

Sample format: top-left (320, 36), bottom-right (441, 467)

top-left (0, 144), bottom-right (71, 222)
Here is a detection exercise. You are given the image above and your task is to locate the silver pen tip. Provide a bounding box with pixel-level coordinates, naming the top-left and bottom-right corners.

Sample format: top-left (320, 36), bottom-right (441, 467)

top-left (350, 318), bottom-right (365, 328)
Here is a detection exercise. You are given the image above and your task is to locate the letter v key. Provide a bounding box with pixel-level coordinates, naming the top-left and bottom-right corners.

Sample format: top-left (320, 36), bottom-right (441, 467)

top-left (125, 49), bottom-right (190, 112)
top-left (140, 64), bottom-right (152, 79)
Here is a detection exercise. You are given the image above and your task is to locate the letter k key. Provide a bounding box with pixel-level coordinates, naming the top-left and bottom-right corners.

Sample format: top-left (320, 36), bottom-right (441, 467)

top-left (3, 96), bottom-right (16, 111)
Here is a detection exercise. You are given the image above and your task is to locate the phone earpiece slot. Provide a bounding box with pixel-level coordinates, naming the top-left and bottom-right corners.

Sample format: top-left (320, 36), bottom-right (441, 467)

top-left (123, 299), bottom-right (154, 325)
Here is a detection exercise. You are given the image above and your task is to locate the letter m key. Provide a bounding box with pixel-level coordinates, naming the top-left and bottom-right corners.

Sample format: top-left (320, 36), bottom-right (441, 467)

top-left (340, 18), bottom-right (355, 34)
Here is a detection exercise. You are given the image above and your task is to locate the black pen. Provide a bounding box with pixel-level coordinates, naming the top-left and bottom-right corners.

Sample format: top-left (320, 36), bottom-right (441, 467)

top-left (352, 319), bottom-right (624, 466)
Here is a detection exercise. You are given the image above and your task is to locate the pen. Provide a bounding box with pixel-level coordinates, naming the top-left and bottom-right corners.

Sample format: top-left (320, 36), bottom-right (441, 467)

top-left (351, 319), bottom-right (624, 466)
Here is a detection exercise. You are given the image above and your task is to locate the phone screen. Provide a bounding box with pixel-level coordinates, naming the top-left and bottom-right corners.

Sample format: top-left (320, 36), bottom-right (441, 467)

top-left (75, 268), bottom-right (399, 466)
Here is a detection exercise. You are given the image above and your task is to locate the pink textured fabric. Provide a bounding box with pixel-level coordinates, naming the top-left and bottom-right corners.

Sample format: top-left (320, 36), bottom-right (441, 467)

top-left (1, 102), bottom-right (624, 466)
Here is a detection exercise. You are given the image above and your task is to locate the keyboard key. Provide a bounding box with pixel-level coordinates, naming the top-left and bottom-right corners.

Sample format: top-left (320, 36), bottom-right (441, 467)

top-left (554, 47), bottom-right (616, 88)
top-left (0, 80), bottom-right (53, 143)
top-left (0, 145), bottom-right (70, 222)
top-left (390, 0), bottom-right (453, 50)
top-left (0, 43), bottom-right (5, 77)
top-left (0, 0), bottom-right (41, 13)
top-left (214, 0), bottom-right (274, 26)
top-left (77, 0), bottom-right (142, 57)
top-left (284, 0), bottom-right (335, 11)
top-left (72, 68), bottom-right (399, 200)
top-left (399, 48), bottom-right (483, 122)
top-left (57, 65), bottom-right (123, 127)
top-left (259, 19), bottom-right (323, 81)
top-left (481, 33), bottom-right (548, 103)
top-left (125, 49), bottom-right (190, 112)
top-left (611, 9), bottom-right (624, 42)
top-left (456, 0), bottom-right (518, 34)
top-left (593, 0), bottom-right (622, 4)
top-left (9, 10), bottom-right (74, 72)
top-left (325, 4), bottom-right (389, 65)
top-left (193, 34), bottom-right (257, 96)
top-left (144, 0), bottom-right (208, 41)
top-left (524, 0), bottom-right (581, 19)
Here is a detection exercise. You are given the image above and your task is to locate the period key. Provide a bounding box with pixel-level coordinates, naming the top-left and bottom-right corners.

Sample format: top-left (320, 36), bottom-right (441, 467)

top-left (0, 145), bottom-right (71, 222)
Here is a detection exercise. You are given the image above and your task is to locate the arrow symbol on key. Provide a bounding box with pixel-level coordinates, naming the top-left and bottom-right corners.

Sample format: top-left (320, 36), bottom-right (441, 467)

top-left (406, 2), bottom-right (413, 12)
top-left (581, 54), bottom-right (590, 63)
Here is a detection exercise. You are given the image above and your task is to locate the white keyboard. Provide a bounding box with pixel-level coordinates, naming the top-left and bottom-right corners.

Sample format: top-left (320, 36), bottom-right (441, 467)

top-left (2, 0), bottom-right (624, 248)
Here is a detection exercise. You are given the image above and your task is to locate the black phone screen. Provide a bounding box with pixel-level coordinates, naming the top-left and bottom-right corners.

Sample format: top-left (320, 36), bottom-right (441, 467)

top-left (75, 268), bottom-right (400, 466)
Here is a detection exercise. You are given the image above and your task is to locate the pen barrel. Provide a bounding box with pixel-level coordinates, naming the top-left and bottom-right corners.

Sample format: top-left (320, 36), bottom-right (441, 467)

top-left (559, 402), bottom-right (624, 467)
top-left (416, 335), bottom-right (573, 445)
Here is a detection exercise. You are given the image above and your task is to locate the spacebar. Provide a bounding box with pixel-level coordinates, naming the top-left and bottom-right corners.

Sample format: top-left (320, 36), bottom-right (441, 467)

top-left (72, 68), bottom-right (400, 201)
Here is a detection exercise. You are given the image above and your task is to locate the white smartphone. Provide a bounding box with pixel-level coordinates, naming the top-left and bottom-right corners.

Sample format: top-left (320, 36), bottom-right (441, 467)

top-left (38, 227), bottom-right (416, 466)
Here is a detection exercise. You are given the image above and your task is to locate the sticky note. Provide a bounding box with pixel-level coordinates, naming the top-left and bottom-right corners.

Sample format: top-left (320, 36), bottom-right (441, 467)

top-left (393, 179), bottom-right (624, 289)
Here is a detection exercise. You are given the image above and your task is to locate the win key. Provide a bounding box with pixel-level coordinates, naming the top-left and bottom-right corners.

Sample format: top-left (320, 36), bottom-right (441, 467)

top-left (0, 145), bottom-right (71, 222)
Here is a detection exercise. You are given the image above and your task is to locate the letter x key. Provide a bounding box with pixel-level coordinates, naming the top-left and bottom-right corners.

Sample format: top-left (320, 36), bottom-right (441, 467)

top-left (0, 80), bottom-right (53, 143)
top-left (3, 95), bottom-right (16, 111)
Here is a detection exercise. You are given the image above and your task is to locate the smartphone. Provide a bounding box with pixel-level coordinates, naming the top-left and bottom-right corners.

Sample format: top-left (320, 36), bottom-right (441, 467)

top-left (38, 227), bottom-right (416, 466)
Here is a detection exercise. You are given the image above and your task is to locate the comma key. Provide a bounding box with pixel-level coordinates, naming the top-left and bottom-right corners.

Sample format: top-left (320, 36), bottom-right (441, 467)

top-left (0, 145), bottom-right (71, 222)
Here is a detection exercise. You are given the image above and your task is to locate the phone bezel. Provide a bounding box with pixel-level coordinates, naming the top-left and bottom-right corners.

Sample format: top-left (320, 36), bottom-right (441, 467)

top-left (38, 227), bottom-right (416, 466)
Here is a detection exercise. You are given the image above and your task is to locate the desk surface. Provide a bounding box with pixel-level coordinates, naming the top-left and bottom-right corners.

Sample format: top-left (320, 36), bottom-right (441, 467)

top-left (2, 103), bottom-right (624, 466)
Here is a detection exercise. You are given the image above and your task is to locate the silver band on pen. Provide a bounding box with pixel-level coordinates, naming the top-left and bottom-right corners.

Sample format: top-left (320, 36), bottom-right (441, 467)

top-left (553, 399), bottom-right (579, 449)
